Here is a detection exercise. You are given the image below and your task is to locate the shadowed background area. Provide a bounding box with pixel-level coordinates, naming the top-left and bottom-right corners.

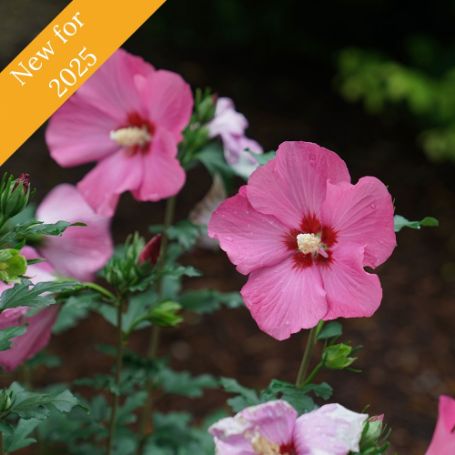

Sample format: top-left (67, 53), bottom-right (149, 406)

top-left (1, 1), bottom-right (455, 453)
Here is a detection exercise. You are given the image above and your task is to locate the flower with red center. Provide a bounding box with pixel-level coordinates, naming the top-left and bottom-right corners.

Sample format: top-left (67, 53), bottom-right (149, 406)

top-left (46, 49), bottom-right (193, 216)
top-left (208, 141), bottom-right (396, 340)
top-left (426, 396), bottom-right (455, 455)
top-left (209, 400), bottom-right (368, 455)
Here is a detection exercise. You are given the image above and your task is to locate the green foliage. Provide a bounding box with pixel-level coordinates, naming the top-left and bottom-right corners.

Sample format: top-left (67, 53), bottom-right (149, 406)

top-left (0, 174), bottom-right (31, 228)
top-left (337, 47), bottom-right (455, 162)
top-left (323, 343), bottom-right (357, 370)
top-left (150, 220), bottom-right (204, 251)
top-left (3, 418), bottom-right (40, 452)
top-left (0, 249), bottom-right (27, 283)
top-left (156, 367), bottom-right (217, 398)
top-left (0, 326), bottom-right (27, 351)
top-left (254, 150), bottom-right (276, 165)
top-left (394, 214), bottom-right (439, 232)
top-left (147, 301), bottom-right (183, 328)
top-left (355, 418), bottom-right (391, 455)
top-left (179, 289), bottom-right (243, 314)
top-left (317, 320), bottom-right (343, 341)
top-left (53, 292), bottom-right (98, 334)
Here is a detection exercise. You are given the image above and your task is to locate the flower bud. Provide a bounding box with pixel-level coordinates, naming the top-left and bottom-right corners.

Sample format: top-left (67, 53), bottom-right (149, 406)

top-left (323, 343), bottom-right (356, 370)
top-left (0, 249), bottom-right (27, 283)
top-left (139, 235), bottom-right (162, 266)
top-left (0, 389), bottom-right (14, 414)
top-left (14, 173), bottom-right (31, 193)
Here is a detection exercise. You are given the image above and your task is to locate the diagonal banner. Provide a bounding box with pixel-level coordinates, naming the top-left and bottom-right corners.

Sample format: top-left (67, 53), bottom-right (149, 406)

top-left (0, 0), bottom-right (166, 166)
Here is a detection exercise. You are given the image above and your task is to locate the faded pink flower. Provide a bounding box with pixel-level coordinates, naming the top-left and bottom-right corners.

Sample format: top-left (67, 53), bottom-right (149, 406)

top-left (208, 141), bottom-right (396, 340)
top-left (46, 49), bottom-right (193, 216)
top-left (209, 400), bottom-right (367, 455)
top-left (36, 184), bottom-right (113, 282)
top-left (208, 97), bottom-right (263, 178)
top-left (426, 395), bottom-right (455, 455)
top-left (0, 248), bottom-right (58, 371)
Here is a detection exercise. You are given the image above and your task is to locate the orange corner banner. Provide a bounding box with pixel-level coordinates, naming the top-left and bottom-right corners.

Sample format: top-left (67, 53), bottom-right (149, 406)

top-left (0, 0), bottom-right (166, 165)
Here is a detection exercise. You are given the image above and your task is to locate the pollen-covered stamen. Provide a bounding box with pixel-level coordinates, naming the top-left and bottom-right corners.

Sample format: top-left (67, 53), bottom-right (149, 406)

top-left (110, 126), bottom-right (151, 148)
top-left (250, 432), bottom-right (281, 455)
top-left (296, 233), bottom-right (322, 255)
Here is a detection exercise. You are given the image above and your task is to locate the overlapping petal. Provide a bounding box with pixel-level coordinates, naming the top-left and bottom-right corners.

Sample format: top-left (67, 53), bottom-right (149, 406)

top-left (426, 396), bottom-right (455, 455)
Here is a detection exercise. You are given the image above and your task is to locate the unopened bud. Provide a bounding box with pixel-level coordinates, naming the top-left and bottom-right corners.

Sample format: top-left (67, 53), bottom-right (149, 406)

top-left (14, 173), bottom-right (30, 193)
top-left (0, 249), bottom-right (27, 283)
top-left (139, 235), bottom-right (162, 266)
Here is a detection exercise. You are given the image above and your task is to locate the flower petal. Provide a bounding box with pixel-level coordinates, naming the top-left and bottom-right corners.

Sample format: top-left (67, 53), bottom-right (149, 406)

top-left (208, 97), bottom-right (248, 138)
top-left (208, 187), bottom-right (290, 275)
top-left (247, 142), bottom-right (350, 228)
top-left (294, 403), bottom-right (367, 455)
top-left (319, 244), bottom-right (382, 321)
top-left (426, 396), bottom-right (455, 455)
top-left (241, 257), bottom-right (327, 340)
top-left (321, 177), bottom-right (396, 268)
top-left (132, 129), bottom-right (185, 202)
top-left (78, 151), bottom-right (143, 217)
top-left (36, 184), bottom-right (113, 281)
top-left (143, 70), bottom-right (193, 141)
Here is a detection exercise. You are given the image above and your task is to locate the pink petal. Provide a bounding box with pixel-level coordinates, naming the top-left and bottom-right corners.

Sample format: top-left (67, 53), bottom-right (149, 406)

top-left (36, 184), bottom-right (113, 281)
top-left (241, 258), bottom-right (327, 340)
top-left (78, 151), bottom-right (143, 217)
top-left (208, 187), bottom-right (290, 275)
top-left (247, 142), bottom-right (350, 228)
top-left (143, 70), bottom-right (193, 141)
top-left (294, 404), bottom-right (367, 455)
top-left (208, 97), bottom-right (248, 138)
top-left (320, 243), bottom-right (382, 321)
top-left (0, 307), bottom-right (28, 330)
top-left (0, 306), bottom-right (59, 372)
top-left (46, 96), bottom-right (121, 167)
top-left (426, 396), bottom-right (455, 455)
top-left (132, 129), bottom-right (185, 202)
top-left (209, 400), bottom-right (297, 454)
top-left (321, 177), bottom-right (396, 268)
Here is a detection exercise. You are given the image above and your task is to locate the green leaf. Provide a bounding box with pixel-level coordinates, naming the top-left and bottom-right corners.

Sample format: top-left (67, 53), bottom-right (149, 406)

top-left (260, 380), bottom-right (317, 413)
top-left (156, 367), bottom-right (217, 397)
top-left (301, 382), bottom-right (333, 400)
top-left (166, 221), bottom-right (204, 251)
top-left (317, 321), bottom-right (343, 340)
top-left (394, 214), bottom-right (439, 232)
top-left (0, 325), bottom-right (27, 351)
top-left (4, 418), bottom-right (40, 452)
top-left (220, 378), bottom-right (260, 412)
top-left (179, 289), bottom-right (243, 314)
top-left (53, 293), bottom-right (97, 334)
top-left (254, 150), bottom-right (276, 165)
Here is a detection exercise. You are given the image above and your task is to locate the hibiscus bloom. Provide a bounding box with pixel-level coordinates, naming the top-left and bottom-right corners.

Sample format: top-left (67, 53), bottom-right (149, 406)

top-left (46, 49), bottom-right (193, 216)
top-left (209, 400), bottom-right (367, 455)
top-left (0, 185), bottom-right (113, 370)
top-left (426, 395), bottom-right (455, 455)
top-left (208, 97), bottom-right (263, 179)
top-left (208, 141), bottom-right (396, 340)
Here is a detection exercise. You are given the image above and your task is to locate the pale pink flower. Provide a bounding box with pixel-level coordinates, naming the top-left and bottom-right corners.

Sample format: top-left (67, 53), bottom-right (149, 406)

top-left (46, 49), bottom-right (193, 216)
top-left (36, 184), bottom-right (113, 282)
top-left (0, 248), bottom-right (58, 371)
top-left (208, 141), bottom-right (396, 340)
top-left (426, 395), bottom-right (455, 455)
top-left (209, 400), bottom-right (367, 455)
top-left (208, 97), bottom-right (263, 178)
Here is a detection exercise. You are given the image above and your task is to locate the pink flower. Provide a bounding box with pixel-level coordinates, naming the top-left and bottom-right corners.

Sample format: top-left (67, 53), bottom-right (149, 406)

top-left (46, 49), bottom-right (193, 216)
top-left (208, 97), bottom-right (263, 178)
top-left (208, 141), bottom-right (396, 340)
top-left (0, 248), bottom-right (58, 371)
top-left (426, 396), bottom-right (455, 455)
top-left (36, 184), bottom-right (113, 282)
top-left (209, 400), bottom-right (367, 455)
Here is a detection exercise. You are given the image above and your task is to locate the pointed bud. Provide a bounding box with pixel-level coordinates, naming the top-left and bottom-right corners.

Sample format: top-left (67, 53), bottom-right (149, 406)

top-left (14, 173), bottom-right (30, 193)
top-left (139, 235), bottom-right (162, 266)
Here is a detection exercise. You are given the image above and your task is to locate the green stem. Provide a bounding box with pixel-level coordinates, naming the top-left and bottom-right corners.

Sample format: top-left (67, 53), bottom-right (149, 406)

top-left (0, 431), bottom-right (6, 455)
top-left (137, 197), bottom-right (176, 455)
top-left (295, 322), bottom-right (324, 388)
top-left (302, 361), bottom-right (324, 387)
top-left (83, 282), bottom-right (116, 302)
top-left (106, 299), bottom-right (125, 455)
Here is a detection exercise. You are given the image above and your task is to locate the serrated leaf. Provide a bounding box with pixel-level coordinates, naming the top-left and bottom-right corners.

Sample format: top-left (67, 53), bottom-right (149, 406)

top-left (0, 325), bottom-right (27, 351)
top-left (4, 418), bottom-right (39, 451)
top-left (220, 378), bottom-right (260, 412)
top-left (157, 367), bottom-right (217, 397)
top-left (260, 380), bottom-right (316, 414)
top-left (53, 293), bottom-right (96, 334)
top-left (179, 289), bottom-right (243, 314)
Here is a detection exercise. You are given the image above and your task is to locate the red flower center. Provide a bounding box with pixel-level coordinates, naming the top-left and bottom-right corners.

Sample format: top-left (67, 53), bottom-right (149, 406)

top-left (284, 214), bottom-right (337, 269)
top-left (110, 112), bottom-right (156, 154)
top-left (279, 442), bottom-right (296, 454)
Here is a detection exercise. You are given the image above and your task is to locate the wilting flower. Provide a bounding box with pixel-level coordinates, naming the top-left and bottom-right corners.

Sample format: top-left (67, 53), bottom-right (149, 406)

top-left (0, 185), bottom-right (113, 370)
top-left (209, 141), bottom-right (396, 340)
top-left (426, 395), bottom-right (455, 455)
top-left (189, 175), bottom-right (227, 250)
top-left (46, 49), bottom-right (193, 216)
top-left (36, 184), bottom-right (113, 281)
top-left (208, 97), bottom-right (263, 179)
top-left (209, 400), bottom-right (367, 455)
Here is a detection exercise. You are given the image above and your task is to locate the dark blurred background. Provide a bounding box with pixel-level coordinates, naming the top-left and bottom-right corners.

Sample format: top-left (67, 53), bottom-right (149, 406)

top-left (1, 1), bottom-right (455, 453)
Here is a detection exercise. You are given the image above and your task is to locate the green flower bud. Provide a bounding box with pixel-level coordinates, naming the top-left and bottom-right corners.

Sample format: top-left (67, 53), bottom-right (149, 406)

top-left (0, 173), bottom-right (31, 224)
top-left (323, 343), bottom-right (356, 370)
top-left (149, 301), bottom-right (183, 327)
top-left (0, 249), bottom-right (27, 283)
top-left (0, 389), bottom-right (14, 414)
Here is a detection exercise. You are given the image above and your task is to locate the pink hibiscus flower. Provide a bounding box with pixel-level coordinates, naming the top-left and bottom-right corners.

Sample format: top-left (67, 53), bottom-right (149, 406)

top-left (46, 49), bottom-right (193, 216)
top-left (0, 184), bottom-right (113, 370)
top-left (208, 97), bottom-right (263, 179)
top-left (208, 141), bottom-right (396, 340)
top-left (426, 396), bottom-right (455, 455)
top-left (209, 400), bottom-right (367, 455)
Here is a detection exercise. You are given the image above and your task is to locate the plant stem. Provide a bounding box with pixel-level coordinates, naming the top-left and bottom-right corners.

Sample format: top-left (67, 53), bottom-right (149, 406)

top-left (106, 299), bottom-right (125, 455)
top-left (0, 431), bottom-right (5, 455)
top-left (83, 282), bottom-right (116, 302)
top-left (295, 322), bottom-right (323, 388)
top-left (137, 197), bottom-right (177, 454)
